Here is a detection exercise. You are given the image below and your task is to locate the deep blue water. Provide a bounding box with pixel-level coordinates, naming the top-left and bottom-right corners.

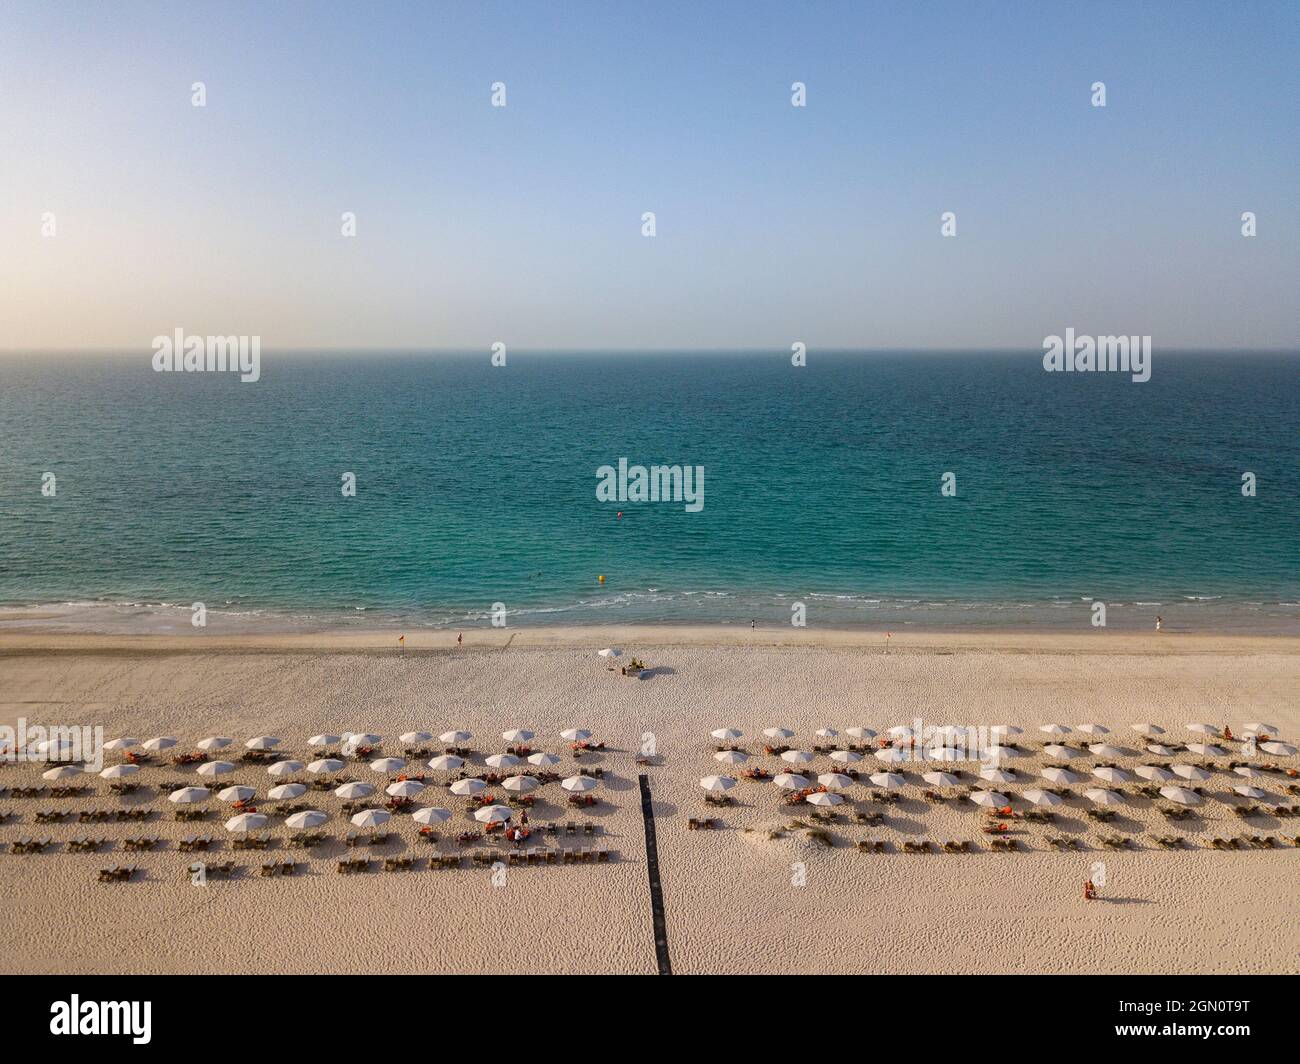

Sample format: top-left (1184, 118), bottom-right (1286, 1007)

top-left (0, 351), bottom-right (1296, 631)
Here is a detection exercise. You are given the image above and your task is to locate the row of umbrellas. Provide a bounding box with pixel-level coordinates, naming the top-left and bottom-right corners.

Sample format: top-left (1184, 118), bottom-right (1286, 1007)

top-left (713, 723), bottom-right (1282, 741)
top-left (95, 728), bottom-right (594, 755)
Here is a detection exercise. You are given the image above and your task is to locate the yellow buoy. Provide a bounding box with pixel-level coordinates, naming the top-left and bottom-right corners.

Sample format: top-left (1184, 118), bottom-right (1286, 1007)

top-left (598, 574), bottom-right (605, 584)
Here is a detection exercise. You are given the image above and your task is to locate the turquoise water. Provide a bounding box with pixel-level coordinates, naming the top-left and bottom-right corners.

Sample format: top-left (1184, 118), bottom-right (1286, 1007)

top-left (0, 351), bottom-right (1296, 632)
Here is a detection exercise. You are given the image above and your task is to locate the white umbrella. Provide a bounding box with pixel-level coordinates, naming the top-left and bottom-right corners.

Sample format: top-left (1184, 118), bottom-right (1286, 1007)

top-left (1187, 743), bottom-right (1226, 757)
top-left (979, 768), bottom-right (1016, 784)
top-left (1146, 743), bottom-right (1176, 756)
top-left (845, 727), bottom-right (877, 740)
top-left (267, 760), bottom-right (305, 777)
top-left (502, 729), bottom-right (534, 743)
top-left (924, 747), bottom-right (961, 762)
top-left (710, 728), bottom-right (742, 741)
top-left (699, 775), bottom-right (736, 792)
top-left (1173, 765), bottom-right (1212, 782)
top-left (104, 737), bottom-right (140, 751)
top-left (1040, 724), bottom-right (1070, 735)
top-left (1022, 788), bottom-right (1062, 807)
top-left (817, 773), bottom-right (854, 790)
top-left (1185, 723), bottom-right (1218, 736)
top-left (714, 750), bottom-right (748, 764)
top-left (922, 771), bottom-right (960, 786)
top-left (334, 782), bottom-right (375, 799)
top-left (42, 765), bottom-right (82, 781)
top-left (971, 791), bottom-right (1010, 807)
top-left (1077, 724), bottom-right (1110, 735)
top-left (34, 739), bottom-right (75, 759)
top-left (1233, 785), bottom-right (1266, 799)
top-left (1160, 786), bottom-right (1201, 806)
top-left (368, 757), bottom-right (406, 774)
top-left (485, 753), bottom-right (520, 769)
top-left (1260, 742), bottom-right (1296, 756)
top-left (143, 736), bottom-right (179, 752)
top-left (351, 809), bottom-right (391, 829)
top-left (814, 728), bottom-right (839, 739)
top-left (268, 783), bottom-right (307, 800)
top-left (1088, 744), bottom-right (1126, 758)
top-left (1232, 766), bottom-right (1266, 779)
top-left (1043, 744), bottom-right (1080, 759)
top-left (169, 786), bottom-right (211, 804)
top-left (308, 758), bottom-right (345, 774)
top-left (526, 752), bottom-right (560, 767)
top-left (868, 772), bottom-right (905, 790)
top-left (473, 805), bottom-right (513, 824)
top-left (773, 773), bottom-right (810, 790)
top-left (875, 748), bottom-right (908, 763)
top-left (1243, 723), bottom-right (1277, 736)
top-left (428, 755), bottom-right (465, 771)
top-left (196, 736), bottom-right (233, 752)
top-left (99, 763), bottom-right (139, 779)
top-left (225, 812), bottom-right (268, 832)
top-left (1093, 766), bottom-right (1130, 784)
top-left (450, 779), bottom-right (486, 796)
top-left (1040, 767), bottom-right (1080, 784)
top-left (1135, 765), bottom-right (1174, 781)
top-left (1130, 723), bottom-right (1165, 735)
top-left (597, 647), bottom-right (622, 660)
top-left (440, 730), bottom-right (472, 744)
top-left (386, 780), bottom-right (426, 798)
top-left (886, 726), bottom-right (914, 739)
top-left (830, 750), bottom-right (863, 763)
top-left (500, 775), bottom-right (538, 793)
top-left (413, 807), bottom-right (452, 826)
top-left (285, 810), bottom-right (328, 829)
top-left (246, 736), bottom-right (282, 750)
top-left (1084, 788), bottom-right (1123, 806)
top-left (196, 760), bottom-right (235, 778)
top-left (400, 732), bottom-right (433, 746)
top-left (780, 750), bottom-right (814, 764)
top-left (805, 791), bottom-right (843, 807)
top-left (560, 728), bottom-right (592, 742)
top-left (218, 786), bottom-right (255, 803)
top-left (763, 727), bottom-right (795, 740)
top-left (560, 775), bottom-right (599, 793)
top-left (308, 734), bottom-right (342, 747)
top-left (348, 733), bottom-right (382, 748)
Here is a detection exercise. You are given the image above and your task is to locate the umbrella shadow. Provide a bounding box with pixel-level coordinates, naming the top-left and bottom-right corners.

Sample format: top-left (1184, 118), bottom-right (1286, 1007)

top-left (637, 666), bottom-right (675, 680)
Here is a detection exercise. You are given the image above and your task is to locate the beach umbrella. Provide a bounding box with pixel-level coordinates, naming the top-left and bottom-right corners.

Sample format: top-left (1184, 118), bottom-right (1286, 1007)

top-left (1172, 765), bottom-right (1212, 782)
top-left (1084, 788), bottom-right (1123, 806)
top-left (42, 764), bottom-right (82, 781)
top-left (1187, 743), bottom-right (1226, 757)
top-left (225, 812), bottom-right (268, 832)
top-left (597, 647), bottom-right (622, 660)
top-left (500, 775), bottom-right (539, 793)
top-left (369, 757), bottom-right (406, 774)
top-left (351, 809), bottom-right (391, 829)
top-left (1146, 743), bottom-right (1176, 756)
top-left (502, 729), bottom-right (534, 743)
top-left (428, 755), bottom-right (465, 771)
top-left (1040, 767), bottom-right (1080, 784)
top-left (1260, 742), bottom-right (1296, 756)
top-left (764, 727), bottom-right (795, 740)
top-left (845, 727), bottom-right (877, 740)
top-left (196, 736), bottom-right (233, 752)
top-left (1088, 744), bottom-right (1126, 758)
top-left (308, 734), bottom-right (342, 747)
top-left (1243, 723), bottom-right (1277, 736)
top-left (268, 760), bottom-right (305, 777)
top-left (387, 780), bottom-right (427, 798)
top-left (1160, 786), bottom-right (1201, 806)
top-left (773, 773), bottom-right (811, 790)
top-left (817, 773), bottom-right (854, 790)
top-left (805, 791), bottom-right (843, 807)
top-left (560, 775), bottom-right (599, 793)
top-left (1233, 785), bottom-right (1266, 799)
top-left (1043, 744), bottom-right (1080, 759)
top-left (400, 732), bottom-right (434, 746)
top-left (450, 779), bottom-right (486, 796)
top-left (440, 730), bottom-right (472, 745)
top-left (100, 764), bottom-right (139, 779)
top-left (922, 771), bottom-right (960, 787)
top-left (699, 775), bottom-right (736, 792)
top-left (814, 728), bottom-right (839, 739)
top-left (1077, 724), bottom-right (1110, 736)
top-left (218, 786), bottom-right (255, 803)
top-left (1022, 788), bottom-right (1062, 807)
top-left (1092, 766), bottom-right (1130, 784)
top-left (473, 805), bottom-right (512, 824)
top-left (875, 748), bottom-right (908, 763)
top-left (334, 782), bottom-right (375, 799)
top-left (1130, 723), bottom-right (1165, 735)
top-left (1040, 724), bottom-right (1071, 735)
top-left (715, 750), bottom-right (748, 764)
top-left (196, 760), bottom-right (235, 778)
top-left (780, 750), bottom-right (814, 764)
top-left (869, 772), bottom-right (905, 790)
top-left (285, 810), bottom-right (328, 830)
top-left (924, 746), bottom-right (961, 762)
top-left (979, 768), bottom-right (1016, 784)
top-left (246, 736), bottom-right (282, 750)
top-left (412, 807), bottom-right (452, 826)
top-left (971, 791), bottom-right (1010, 808)
top-left (348, 733), bottom-right (382, 748)
top-left (307, 758), bottom-right (345, 774)
top-left (1185, 723), bottom-right (1218, 736)
top-left (1232, 766), bottom-right (1266, 779)
top-left (1135, 765), bottom-right (1174, 782)
top-left (830, 750), bottom-right (864, 763)
top-left (104, 737), bottom-right (140, 751)
top-left (526, 752), bottom-right (560, 767)
top-left (560, 728), bottom-right (592, 742)
top-left (143, 737), bottom-right (179, 752)
top-left (268, 783), bottom-right (308, 800)
top-left (485, 753), bottom-right (520, 769)
top-left (886, 726), bottom-right (915, 739)
top-left (710, 728), bottom-right (742, 741)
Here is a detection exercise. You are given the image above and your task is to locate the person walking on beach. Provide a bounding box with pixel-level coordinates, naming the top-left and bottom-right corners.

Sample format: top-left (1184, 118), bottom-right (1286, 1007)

top-left (1084, 879), bottom-right (1096, 901)
top-left (1155, 615), bottom-right (1163, 632)
top-left (457, 633), bottom-right (463, 646)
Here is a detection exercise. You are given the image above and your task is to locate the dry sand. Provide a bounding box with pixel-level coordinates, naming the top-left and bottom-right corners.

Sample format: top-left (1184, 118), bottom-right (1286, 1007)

top-left (1, 626), bottom-right (1296, 974)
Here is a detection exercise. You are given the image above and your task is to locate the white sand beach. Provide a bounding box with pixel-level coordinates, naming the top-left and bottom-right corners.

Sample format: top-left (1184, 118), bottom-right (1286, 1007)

top-left (1, 627), bottom-right (1296, 975)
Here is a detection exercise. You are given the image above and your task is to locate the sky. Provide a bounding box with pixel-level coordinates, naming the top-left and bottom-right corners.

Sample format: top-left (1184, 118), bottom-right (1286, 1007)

top-left (0, 0), bottom-right (1296, 351)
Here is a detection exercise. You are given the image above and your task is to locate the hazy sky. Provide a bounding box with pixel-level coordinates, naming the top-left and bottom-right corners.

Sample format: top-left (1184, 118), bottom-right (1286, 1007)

top-left (1, 1), bottom-right (1296, 351)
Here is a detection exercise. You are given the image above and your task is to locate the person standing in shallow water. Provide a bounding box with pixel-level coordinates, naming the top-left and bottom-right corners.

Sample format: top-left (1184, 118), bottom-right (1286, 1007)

top-left (1155, 616), bottom-right (1163, 632)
